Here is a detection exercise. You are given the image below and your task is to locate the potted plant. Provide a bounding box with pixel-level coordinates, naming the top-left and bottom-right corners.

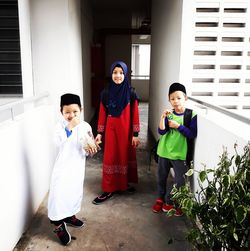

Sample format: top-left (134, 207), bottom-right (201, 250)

top-left (169, 143), bottom-right (250, 250)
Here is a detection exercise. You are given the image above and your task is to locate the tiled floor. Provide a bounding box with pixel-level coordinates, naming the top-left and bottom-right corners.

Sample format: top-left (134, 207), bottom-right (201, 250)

top-left (14, 103), bottom-right (191, 251)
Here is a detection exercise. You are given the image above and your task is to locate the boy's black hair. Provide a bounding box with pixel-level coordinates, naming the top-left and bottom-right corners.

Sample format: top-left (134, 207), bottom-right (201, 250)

top-left (60, 93), bottom-right (81, 108)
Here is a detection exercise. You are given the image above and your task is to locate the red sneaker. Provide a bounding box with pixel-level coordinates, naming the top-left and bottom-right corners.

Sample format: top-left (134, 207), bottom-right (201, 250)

top-left (162, 203), bottom-right (174, 212)
top-left (174, 207), bottom-right (183, 217)
top-left (152, 198), bottom-right (164, 213)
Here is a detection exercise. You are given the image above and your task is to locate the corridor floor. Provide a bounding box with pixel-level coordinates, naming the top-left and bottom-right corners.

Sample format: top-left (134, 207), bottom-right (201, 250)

top-left (14, 103), bottom-right (191, 251)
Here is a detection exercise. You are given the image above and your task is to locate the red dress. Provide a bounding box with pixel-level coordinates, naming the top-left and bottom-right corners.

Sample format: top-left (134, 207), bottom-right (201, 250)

top-left (97, 100), bottom-right (140, 192)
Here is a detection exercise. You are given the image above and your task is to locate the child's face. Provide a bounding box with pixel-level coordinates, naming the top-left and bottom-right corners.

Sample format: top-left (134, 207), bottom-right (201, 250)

top-left (112, 67), bottom-right (124, 84)
top-left (61, 104), bottom-right (81, 122)
top-left (169, 91), bottom-right (187, 111)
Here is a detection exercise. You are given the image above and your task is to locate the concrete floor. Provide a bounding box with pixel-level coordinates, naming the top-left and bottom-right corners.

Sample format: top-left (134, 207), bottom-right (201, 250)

top-left (13, 103), bottom-right (191, 251)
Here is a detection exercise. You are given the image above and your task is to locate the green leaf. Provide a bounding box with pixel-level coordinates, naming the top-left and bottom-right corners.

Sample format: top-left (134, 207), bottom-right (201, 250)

top-left (208, 195), bottom-right (216, 205)
top-left (186, 169), bottom-right (194, 176)
top-left (199, 171), bottom-right (207, 182)
top-left (166, 208), bottom-right (176, 217)
top-left (246, 171), bottom-right (250, 184)
top-left (222, 175), bottom-right (230, 189)
top-left (246, 192), bottom-right (250, 200)
top-left (168, 238), bottom-right (173, 245)
top-left (233, 193), bottom-right (239, 201)
top-left (236, 181), bottom-right (245, 196)
top-left (206, 187), bottom-right (213, 198)
top-left (235, 205), bottom-right (247, 223)
top-left (233, 232), bottom-right (238, 241)
top-left (182, 198), bottom-right (193, 210)
top-left (171, 186), bottom-right (178, 194)
top-left (222, 197), bottom-right (230, 206)
top-left (235, 155), bottom-right (241, 166)
top-left (206, 169), bottom-right (214, 173)
top-left (171, 193), bottom-right (179, 200)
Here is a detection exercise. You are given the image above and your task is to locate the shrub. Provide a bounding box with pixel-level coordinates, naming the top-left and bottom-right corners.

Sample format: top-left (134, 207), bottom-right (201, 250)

top-left (171, 143), bottom-right (250, 250)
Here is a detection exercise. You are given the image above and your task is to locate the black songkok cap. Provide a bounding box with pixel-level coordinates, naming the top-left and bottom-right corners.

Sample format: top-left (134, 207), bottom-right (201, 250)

top-left (60, 93), bottom-right (81, 107)
top-left (169, 82), bottom-right (186, 96)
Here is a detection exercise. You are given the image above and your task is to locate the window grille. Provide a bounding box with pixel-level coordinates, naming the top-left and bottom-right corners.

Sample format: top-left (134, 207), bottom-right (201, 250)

top-left (192, 0), bottom-right (250, 111)
top-left (0, 0), bottom-right (22, 95)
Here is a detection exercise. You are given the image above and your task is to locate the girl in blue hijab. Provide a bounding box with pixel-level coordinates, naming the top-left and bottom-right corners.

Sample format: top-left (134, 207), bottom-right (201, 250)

top-left (93, 60), bottom-right (140, 204)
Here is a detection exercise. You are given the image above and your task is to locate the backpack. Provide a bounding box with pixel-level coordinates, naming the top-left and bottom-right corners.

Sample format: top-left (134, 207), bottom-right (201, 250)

top-left (151, 108), bottom-right (194, 166)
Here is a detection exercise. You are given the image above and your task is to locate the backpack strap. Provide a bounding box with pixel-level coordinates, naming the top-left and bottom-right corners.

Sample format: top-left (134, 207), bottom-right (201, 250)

top-left (183, 108), bottom-right (192, 128)
top-left (184, 108), bottom-right (194, 167)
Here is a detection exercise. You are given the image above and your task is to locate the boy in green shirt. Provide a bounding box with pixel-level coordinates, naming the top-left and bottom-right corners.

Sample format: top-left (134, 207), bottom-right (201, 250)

top-left (152, 83), bottom-right (197, 216)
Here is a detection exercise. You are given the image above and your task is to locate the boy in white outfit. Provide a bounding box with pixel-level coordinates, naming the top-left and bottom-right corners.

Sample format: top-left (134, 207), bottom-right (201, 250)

top-left (48, 93), bottom-right (98, 246)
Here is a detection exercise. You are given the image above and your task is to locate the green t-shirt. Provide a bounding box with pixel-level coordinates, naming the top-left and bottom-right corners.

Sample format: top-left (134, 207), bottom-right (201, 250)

top-left (157, 111), bottom-right (195, 160)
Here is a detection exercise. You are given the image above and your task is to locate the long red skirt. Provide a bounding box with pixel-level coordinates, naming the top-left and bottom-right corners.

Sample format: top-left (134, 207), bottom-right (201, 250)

top-left (102, 105), bottom-right (138, 192)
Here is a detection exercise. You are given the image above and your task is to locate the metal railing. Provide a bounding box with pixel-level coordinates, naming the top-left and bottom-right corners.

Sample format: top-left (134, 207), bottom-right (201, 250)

top-left (0, 92), bottom-right (49, 121)
top-left (189, 96), bottom-right (250, 125)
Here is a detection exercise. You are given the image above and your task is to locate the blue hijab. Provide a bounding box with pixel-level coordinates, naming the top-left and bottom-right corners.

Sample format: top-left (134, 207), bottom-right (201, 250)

top-left (101, 61), bottom-right (132, 117)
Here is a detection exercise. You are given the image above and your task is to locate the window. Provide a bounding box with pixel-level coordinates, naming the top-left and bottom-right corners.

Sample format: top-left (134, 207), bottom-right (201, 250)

top-left (131, 44), bottom-right (150, 79)
top-left (0, 0), bottom-right (22, 95)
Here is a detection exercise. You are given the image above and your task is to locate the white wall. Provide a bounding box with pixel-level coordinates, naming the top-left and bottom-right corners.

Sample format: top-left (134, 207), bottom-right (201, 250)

top-left (18, 0), bottom-right (34, 97)
top-left (0, 0), bottom-right (93, 250)
top-left (29, 0), bottom-right (84, 112)
top-left (149, 0), bottom-right (183, 139)
top-left (0, 105), bottom-right (55, 251)
top-left (192, 103), bottom-right (250, 191)
top-left (179, 0), bottom-right (195, 95)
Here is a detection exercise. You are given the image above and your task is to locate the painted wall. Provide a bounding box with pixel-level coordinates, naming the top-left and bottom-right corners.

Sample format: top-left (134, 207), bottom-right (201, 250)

top-left (0, 105), bottom-right (55, 251)
top-left (0, 0), bottom-right (93, 250)
top-left (191, 102), bottom-right (250, 192)
top-left (18, 0), bottom-right (34, 97)
top-left (179, 0), bottom-right (195, 93)
top-left (149, 0), bottom-right (184, 139)
top-left (29, 0), bottom-right (84, 113)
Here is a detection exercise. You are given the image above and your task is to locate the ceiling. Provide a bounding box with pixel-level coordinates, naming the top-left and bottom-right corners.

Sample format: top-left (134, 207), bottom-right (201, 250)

top-left (91, 0), bottom-right (151, 12)
top-left (90, 0), bottom-right (151, 31)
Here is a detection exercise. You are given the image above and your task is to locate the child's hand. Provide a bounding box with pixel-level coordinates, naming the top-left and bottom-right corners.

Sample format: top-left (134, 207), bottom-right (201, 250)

top-left (95, 134), bottom-right (102, 145)
top-left (159, 110), bottom-right (173, 129)
top-left (161, 110), bottom-right (172, 119)
top-left (132, 136), bottom-right (140, 147)
top-left (67, 116), bottom-right (80, 130)
top-left (168, 120), bottom-right (180, 129)
top-left (85, 145), bottom-right (98, 156)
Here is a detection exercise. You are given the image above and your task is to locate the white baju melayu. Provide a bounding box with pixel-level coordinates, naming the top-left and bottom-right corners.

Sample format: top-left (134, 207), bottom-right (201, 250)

top-left (48, 118), bottom-right (92, 221)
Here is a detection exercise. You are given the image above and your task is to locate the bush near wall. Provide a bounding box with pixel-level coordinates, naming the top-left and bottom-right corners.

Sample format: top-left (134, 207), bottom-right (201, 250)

top-left (170, 143), bottom-right (250, 250)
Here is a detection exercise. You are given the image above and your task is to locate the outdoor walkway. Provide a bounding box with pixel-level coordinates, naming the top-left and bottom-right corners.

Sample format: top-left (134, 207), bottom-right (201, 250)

top-left (14, 103), bottom-right (191, 251)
